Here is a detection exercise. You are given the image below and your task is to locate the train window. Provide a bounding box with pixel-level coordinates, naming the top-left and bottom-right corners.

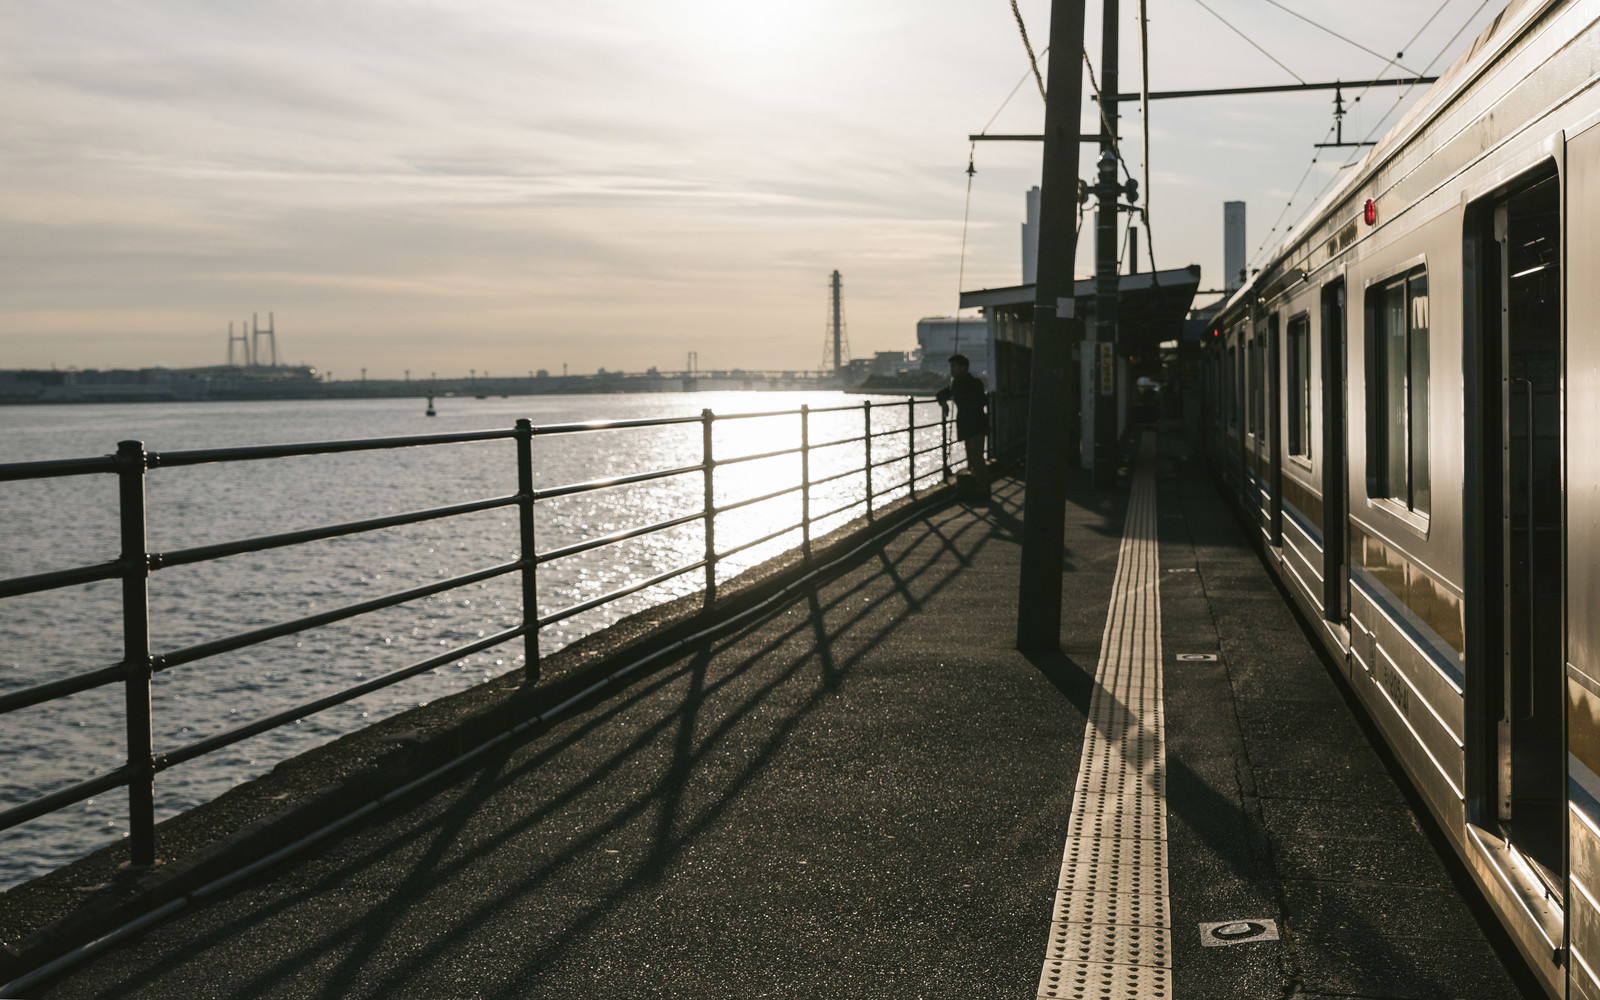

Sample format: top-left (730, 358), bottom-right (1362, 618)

top-left (1287, 314), bottom-right (1311, 458)
top-left (1367, 267), bottom-right (1431, 515)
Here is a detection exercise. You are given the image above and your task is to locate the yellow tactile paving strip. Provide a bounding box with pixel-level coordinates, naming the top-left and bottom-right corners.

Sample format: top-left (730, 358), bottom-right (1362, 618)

top-left (1038, 439), bottom-right (1170, 999)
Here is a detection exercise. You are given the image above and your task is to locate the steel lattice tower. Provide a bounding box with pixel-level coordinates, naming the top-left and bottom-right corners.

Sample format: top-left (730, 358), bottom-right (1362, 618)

top-left (822, 270), bottom-right (851, 373)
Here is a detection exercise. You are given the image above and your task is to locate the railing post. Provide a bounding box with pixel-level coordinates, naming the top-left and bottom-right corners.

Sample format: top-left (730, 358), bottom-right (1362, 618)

top-left (800, 405), bottom-right (812, 559)
top-left (702, 409), bottom-right (716, 607)
top-left (906, 397), bottom-right (917, 499)
top-left (515, 419), bottom-right (539, 683)
top-left (116, 440), bottom-right (155, 868)
top-left (863, 400), bottom-right (874, 521)
top-left (941, 405), bottom-right (950, 479)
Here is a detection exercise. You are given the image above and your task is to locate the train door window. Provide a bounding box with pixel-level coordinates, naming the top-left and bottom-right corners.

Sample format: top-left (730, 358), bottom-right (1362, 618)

top-left (1249, 335), bottom-right (1264, 438)
top-left (1287, 313), bottom-right (1311, 459)
top-left (1366, 267), bottom-right (1430, 515)
top-left (1228, 343), bottom-right (1240, 428)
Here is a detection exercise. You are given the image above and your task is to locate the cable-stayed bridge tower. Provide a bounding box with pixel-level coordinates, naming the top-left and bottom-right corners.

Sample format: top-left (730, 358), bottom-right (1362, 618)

top-left (227, 321), bottom-right (251, 366)
top-left (251, 312), bottom-right (278, 367)
top-left (225, 312), bottom-right (281, 367)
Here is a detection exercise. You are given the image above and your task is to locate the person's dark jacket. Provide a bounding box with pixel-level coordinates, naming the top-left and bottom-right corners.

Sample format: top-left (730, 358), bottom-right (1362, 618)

top-left (936, 372), bottom-right (989, 439)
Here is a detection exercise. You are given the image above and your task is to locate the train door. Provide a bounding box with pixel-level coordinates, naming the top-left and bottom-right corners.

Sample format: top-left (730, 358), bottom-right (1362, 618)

top-left (1321, 282), bottom-right (1349, 623)
top-left (1469, 169), bottom-right (1565, 885)
top-left (1250, 317), bottom-right (1270, 535)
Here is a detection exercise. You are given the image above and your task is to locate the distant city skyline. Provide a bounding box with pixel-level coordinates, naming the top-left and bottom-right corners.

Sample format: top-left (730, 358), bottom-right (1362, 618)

top-left (2, 1), bottom-right (1505, 379)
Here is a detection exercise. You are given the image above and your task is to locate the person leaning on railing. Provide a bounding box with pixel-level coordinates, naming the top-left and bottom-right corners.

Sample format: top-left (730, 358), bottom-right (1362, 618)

top-left (935, 353), bottom-right (991, 501)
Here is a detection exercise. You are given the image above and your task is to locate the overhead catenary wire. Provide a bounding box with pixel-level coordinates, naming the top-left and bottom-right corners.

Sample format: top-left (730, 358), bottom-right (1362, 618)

top-left (981, 49), bottom-right (1051, 134)
top-left (1261, 0), bottom-right (1424, 75)
top-left (1246, 0), bottom-right (1493, 269)
top-left (1188, 0), bottom-right (1306, 84)
top-left (1302, 1), bottom-right (1492, 197)
top-left (1245, 121), bottom-right (1341, 268)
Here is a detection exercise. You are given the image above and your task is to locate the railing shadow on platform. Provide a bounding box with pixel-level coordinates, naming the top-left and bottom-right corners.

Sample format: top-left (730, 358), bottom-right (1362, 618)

top-left (53, 484), bottom-right (1026, 1000)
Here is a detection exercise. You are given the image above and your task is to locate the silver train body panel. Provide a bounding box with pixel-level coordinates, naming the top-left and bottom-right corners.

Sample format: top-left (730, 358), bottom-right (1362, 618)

top-left (1202, 1), bottom-right (1600, 993)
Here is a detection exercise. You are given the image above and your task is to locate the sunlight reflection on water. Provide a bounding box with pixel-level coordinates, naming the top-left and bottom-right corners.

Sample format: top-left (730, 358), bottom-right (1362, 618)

top-left (0, 391), bottom-right (947, 888)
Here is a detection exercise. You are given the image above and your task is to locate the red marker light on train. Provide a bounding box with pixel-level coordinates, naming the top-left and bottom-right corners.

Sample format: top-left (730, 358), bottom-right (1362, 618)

top-left (1364, 199), bottom-right (1377, 225)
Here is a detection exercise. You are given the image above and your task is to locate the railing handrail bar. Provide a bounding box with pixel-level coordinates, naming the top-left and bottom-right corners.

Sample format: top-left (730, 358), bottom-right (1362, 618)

top-left (703, 406), bottom-right (820, 422)
top-left (811, 496), bottom-right (865, 524)
top-left (799, 401), bottom-right (875, 416)
top-left (0, 455), bottom-right (119, 482)
top-left (528, 414), bottom-right (704, 435)
top-left (0, 767), bottom-right (132, 835)
top-left (806, 431), bottom-right (868, 451)
top-left (717, 523), bottom-right (802, 562)
top-left (0, 663), bottom-right (129, 717)
top-left (532, 463), bottom-right (703, 502)
top-left (809, 467), bottom-right (861, 490)
top-left (147, 428), bottom-right (516, 468)
top-left (0, 397), bottom-right (935, 484)
top-left (538, 561), bottom-right (704, 628)
top-left (0, 561), bottom-right (122, 601)
top-left (711, 443), bottom-right (803, 468)
top-left (714, 483), bottom-right (803, 516)
top-left (155, 561), bottom-right (523, 673)
top-left (153, 495), bottom-right (523, 571)
top-left (159, 625), bottom-right (528, 771)
top-left (537, 510), bottom-right (707, 565)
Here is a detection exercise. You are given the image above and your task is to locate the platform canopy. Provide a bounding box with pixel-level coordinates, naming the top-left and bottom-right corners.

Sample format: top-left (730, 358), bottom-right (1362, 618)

top-left (959, 264), bottom-right (1201, 362)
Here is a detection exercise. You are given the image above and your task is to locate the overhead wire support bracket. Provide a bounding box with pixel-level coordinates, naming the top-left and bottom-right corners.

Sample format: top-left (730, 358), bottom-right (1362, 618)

top-left (1314, 82), bottom-right (1378, 148)
top-left (969, 133), bottom-right (1100, 143)
top-left (1091, 76), bottom-right (1437, 102)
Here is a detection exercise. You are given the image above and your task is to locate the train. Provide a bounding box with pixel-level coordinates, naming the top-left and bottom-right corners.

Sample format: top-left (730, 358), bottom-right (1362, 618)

top-left (1198, 0), bottom-right (1600, 995)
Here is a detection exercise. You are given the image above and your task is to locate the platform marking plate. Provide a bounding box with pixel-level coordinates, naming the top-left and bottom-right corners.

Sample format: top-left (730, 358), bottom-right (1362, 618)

top-left (1037, 433), bottom-right (1172, 999)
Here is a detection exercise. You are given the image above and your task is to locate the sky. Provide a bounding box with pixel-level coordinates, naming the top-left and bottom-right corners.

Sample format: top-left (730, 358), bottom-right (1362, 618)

top-left (1, 0), bottom-right (1506, 379)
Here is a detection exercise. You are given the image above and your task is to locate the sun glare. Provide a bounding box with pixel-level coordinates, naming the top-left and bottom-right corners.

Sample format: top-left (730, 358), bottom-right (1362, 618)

top-left (683, 0), bottom-right (818, 79)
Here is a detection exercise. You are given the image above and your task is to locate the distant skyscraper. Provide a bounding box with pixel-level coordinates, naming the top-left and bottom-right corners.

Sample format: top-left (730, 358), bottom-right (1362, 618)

top-left (1224, 201), bottom-right (1246, 292)
top-left (1022, 186), bottom-right (1041, 285)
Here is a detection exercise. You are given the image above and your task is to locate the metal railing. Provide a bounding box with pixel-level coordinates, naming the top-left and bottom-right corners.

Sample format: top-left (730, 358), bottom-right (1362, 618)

top-left (0, 396), bottom-right (969, 871)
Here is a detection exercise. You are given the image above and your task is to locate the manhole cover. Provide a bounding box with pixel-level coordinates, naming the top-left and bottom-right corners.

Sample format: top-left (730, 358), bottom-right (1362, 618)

top-left (1175, 653), bottom-right (1218, 662)
top-left (1198, 919), bottom-right (1280, 946)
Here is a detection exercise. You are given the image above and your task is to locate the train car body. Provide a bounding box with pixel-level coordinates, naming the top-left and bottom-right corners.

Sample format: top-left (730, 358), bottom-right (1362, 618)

top-left (1201, 1), bottom-right (1600, 994)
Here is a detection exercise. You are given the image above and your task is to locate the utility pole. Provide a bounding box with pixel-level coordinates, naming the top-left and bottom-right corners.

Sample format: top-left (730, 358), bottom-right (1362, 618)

top-left (1016, 0), bottom-right (1090, 651)
top-left (1092, 0), bottom-right (1121, 488)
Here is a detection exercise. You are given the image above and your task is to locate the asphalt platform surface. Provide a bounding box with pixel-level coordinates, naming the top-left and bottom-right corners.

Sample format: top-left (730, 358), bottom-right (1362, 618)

top-left (29, 431), bottom-right (1540, 999)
